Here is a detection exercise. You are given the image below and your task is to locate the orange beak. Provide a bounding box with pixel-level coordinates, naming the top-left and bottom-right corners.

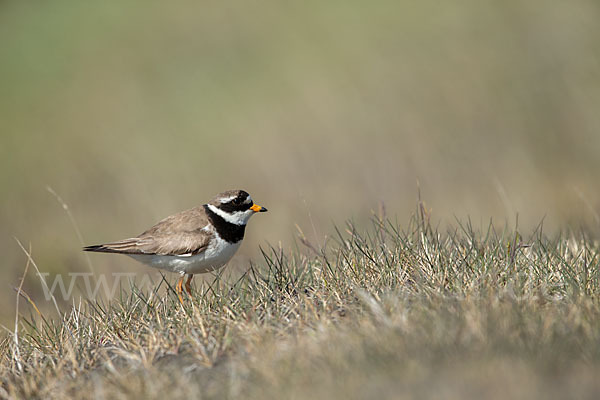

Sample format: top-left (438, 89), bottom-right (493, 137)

top-left (250, 204), bottom-right (268, 212)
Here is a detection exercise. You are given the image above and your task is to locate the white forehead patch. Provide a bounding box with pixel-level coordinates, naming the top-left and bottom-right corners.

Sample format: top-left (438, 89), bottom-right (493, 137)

top-left (244, 196), bottom-right (252, 204)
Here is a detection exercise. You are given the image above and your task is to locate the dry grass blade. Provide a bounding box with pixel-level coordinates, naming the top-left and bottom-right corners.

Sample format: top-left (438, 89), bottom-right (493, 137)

top-left (14, 238), bottom-right (62, 319)
top-left (46, 186), bottom-right (94, 273)
top-left (12, 243), bottom-right (31, 373)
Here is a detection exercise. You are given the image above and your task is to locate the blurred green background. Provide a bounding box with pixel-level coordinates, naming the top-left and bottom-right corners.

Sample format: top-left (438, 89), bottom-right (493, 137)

top-left (1, 0), bottom-right (599, 320)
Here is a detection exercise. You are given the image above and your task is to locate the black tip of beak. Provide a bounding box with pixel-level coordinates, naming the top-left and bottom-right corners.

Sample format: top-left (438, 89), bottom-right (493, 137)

top-left (260, 207), bottom-right (268, 212)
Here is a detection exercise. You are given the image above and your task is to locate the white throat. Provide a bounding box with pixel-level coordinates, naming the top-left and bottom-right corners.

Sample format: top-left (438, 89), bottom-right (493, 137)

top-left (206, 204), bottom-right (252, 225)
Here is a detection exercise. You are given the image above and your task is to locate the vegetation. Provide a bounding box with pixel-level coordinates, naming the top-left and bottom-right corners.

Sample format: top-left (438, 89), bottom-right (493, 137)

top-left (2, 0), bottom-right (600, 398)
top-left (3, 212), bottom-right (600, 399)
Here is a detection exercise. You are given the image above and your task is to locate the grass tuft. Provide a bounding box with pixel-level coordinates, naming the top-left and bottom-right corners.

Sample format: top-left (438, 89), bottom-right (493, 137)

top-left (2, 215), bottom-right (600, 399)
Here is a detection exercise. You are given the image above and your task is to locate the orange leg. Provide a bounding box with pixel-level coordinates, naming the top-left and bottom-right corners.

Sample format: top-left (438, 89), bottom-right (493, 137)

top-left (176, 275), bottom-right (185, 305)
top-left (185, 274), bottom-right (193, 295)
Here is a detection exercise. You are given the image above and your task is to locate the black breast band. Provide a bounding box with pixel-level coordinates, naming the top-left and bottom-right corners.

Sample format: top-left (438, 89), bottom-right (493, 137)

top-left (203, 205), bottom-right (246, 243)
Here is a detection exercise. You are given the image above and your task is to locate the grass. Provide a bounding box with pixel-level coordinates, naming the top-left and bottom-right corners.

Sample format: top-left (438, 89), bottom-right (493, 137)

top-left (2, 1), bottom-right (599, 397)
top-left (2, 209), bottom-right (600, 399)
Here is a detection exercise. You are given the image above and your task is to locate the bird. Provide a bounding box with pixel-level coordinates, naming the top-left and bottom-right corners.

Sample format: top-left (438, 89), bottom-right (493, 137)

top-left (83, 189), bottom-right (267, 304)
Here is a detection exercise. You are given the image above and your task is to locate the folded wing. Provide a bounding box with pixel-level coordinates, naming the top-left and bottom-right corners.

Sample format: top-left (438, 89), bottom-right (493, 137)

top-left (83, 206), bottom-right (212, 256)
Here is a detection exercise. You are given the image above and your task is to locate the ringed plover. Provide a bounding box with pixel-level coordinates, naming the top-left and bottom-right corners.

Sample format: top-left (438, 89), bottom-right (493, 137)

top-left (83, 190), bottom-right (267, 303)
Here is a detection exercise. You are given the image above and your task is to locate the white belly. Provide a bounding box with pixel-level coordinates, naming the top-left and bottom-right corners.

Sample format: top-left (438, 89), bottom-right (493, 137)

top-left (128, 237), bottom-right (242, 275)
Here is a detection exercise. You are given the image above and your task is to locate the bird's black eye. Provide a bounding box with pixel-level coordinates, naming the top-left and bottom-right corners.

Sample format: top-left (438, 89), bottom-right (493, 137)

top-left (232, 197), bottom-right (242, 205)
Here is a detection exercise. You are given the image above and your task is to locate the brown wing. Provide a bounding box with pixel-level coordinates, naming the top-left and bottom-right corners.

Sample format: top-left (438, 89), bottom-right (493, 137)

top-left (83, 206), bottom-right (212, 256)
